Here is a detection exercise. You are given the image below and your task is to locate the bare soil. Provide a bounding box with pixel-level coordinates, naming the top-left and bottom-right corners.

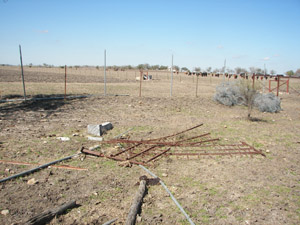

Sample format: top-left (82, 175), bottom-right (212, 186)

top-left (0, 67), bottom-right (299, 224)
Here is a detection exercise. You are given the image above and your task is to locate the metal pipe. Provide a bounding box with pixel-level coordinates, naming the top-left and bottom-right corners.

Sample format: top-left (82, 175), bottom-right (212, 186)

top-left (170, 54), bottom-right (173, 97)
top-left (139, 165), bottom-right (195, 225)
top-left (104, 49), bottom-right (107, 96)
top-left (19, 45), bottom-right (26, 100)
top-left (0, 153), bottom-right (79, 183)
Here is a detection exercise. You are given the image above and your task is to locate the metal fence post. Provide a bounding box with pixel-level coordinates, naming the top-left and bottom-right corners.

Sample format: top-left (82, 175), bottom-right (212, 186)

top-left (19, 45), bottom-right (26, 100)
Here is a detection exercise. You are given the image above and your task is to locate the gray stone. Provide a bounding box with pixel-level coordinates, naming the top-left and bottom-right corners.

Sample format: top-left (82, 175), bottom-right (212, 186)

top-left (87, 136), bottom-right (103, 141)
top-left (87, 122), bottom-right (113, 136)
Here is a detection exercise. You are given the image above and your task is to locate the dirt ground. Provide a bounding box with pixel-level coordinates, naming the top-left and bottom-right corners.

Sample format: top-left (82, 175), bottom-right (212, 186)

top-left (0, 67), bottom-right (300, 224)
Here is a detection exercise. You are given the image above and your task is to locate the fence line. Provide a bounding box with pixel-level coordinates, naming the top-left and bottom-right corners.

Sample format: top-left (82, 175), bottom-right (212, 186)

top-left (0, 65), bottom-right (300, 100)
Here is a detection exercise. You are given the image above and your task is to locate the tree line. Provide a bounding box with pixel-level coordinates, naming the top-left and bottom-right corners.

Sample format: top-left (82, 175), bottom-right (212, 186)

top-left (1, 63), bottom-right (299, 76)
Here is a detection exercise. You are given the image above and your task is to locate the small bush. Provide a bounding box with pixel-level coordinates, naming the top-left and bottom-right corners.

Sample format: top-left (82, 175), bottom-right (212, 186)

top-left (214, 81), bottom-right (281, 118)
top-left (254, 93), bottom-right (281, 113)
top-left (214, 82), bottom-right (244, 106)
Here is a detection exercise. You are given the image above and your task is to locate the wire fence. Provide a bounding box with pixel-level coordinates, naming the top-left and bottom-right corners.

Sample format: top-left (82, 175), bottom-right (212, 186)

top-left (0, 65), bottom-right (300, 101)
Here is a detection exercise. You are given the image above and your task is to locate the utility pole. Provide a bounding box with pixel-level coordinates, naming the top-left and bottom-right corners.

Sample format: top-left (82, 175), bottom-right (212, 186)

top-left (170, 54), bottom-right (174, 97)
top-left (223, 59), bottom-right (226, 82)
top-left (263, 63), bottom-right (266, 93)
top-left (19, 45), bottom-right (26, 100)
top-left (104, 49), bottom-right (106, 95)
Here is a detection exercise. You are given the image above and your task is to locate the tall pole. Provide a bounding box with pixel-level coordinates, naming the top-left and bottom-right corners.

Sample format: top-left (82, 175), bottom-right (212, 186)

top-left (223, 59), bottom-right (226, 82)
top-left (170, 54), bottom-right (173, 97)
top-left (19, 45), bottom-right (26, 100)
top-left (104, 49), bottom-right (107, 96)
top-left (196, 74), bottom-right (199, 97)
top-left (64, 65), bottom-right (67, 99)
top-left (263, 63), bottom-right (266, 93)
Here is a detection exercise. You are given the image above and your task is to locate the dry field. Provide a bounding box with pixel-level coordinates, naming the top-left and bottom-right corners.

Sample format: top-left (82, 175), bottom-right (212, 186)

top-left (0, 66), bottom-right (300, 224)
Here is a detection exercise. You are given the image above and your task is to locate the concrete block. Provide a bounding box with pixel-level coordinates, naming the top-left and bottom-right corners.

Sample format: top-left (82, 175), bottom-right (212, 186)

top-left (87, 122), bottom-right (113, 136)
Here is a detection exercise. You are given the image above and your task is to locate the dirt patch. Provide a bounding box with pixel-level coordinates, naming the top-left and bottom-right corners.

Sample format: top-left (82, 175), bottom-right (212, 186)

top-left (0, 68), bottom-right (299, 224)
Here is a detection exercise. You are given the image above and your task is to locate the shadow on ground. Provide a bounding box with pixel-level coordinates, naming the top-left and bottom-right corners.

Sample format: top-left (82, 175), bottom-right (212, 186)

top-left (0, 94), bottom-right (88, 120)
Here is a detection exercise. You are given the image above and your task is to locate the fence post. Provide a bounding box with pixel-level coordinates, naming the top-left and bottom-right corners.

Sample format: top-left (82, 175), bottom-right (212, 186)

top-left (104, 49), bottom-right (107, 96)
top-left (196, 74), bottom-right (199, 97)
top-left (276, 76), bottom-right (280, 96)
top-left (64, 65), bottom-right (67, 99)
top-left (19, 45), bottom-right (26, 100)
top-left (139, 70), bottom-right (142, 97)
top-left (170, 54), bottom-right (173, 97)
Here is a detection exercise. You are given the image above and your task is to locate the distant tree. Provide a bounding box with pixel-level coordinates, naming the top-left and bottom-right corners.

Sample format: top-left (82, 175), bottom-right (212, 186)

top-left (295, 69), bottom-right (300, 77)
top-left (112, 65), bottom-right (119, 71)
top-left (226, 68), bottom-right (234, 73)
top-left (151, 65), bottom-right (160, 70)
top-left (213, 68), bottom-right (219, 73)
top-left (194, 67), bottom-right (201, 72)
top-left (137, 64), bottom-right (145, 70)
top-left (256, 68), bottom-right (263, 74)
top-left (159, 65), bottom-right (168, 70)
top-left (174, 65), bottom-right (180, 72)
top-left (249, 67), bottom-right (256, 74)
top-left (28, 63), bottom-right (33, 68)
top-left (235, 67), bottom-right (242, 74)
top-left (181, 67), bottom-right (189, 72)
top-left (240, 68), bottom-right (248, 74)
top-left (270, 70), bottom-right (276, 75)
top-left (286, 70), bottom-right (294, 77)
top-left (206, 67), bottom-right (212, 73)
top-left (96, 66), bottom-right (100, 70)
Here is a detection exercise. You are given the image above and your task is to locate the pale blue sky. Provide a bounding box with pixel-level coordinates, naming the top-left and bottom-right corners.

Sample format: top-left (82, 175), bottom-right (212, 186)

top-left (1, 0), bottom-right (299, 73)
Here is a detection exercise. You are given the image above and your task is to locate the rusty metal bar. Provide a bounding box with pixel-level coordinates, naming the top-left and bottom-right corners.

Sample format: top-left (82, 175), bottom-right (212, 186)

top-left (167, 151), bottom-right (260, 156)
top-left (147, 123), bottom-right (203, 141)
top-left (81, 148), bottom-right (103, 157)
top-left (81, 148), bottom-right (146, 165)
top-left (126, 145), bottom-right (158, 160)
top-left (0, 160), bottom-right (87, 171)
top-left (241, 142), bottom-right (266, 156)
top-left (174, 133), bottom-right (210, 144)
top-left (102, 137), bottom-right (219, 147)
top-left (145, 148), bottom-right (171, 163)
top-left (112, 143), bottom-right (142, 157)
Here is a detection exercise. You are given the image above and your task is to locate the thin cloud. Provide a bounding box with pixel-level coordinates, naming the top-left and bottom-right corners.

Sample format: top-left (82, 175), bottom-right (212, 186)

top-left (217, 45), bottom-right (224, 49)
top-left (274, 54), bottom-right (280, 57)
top-left (36, 30), bottom-right (49, 34)
top-left (263, 56), bottom-right (270, 61)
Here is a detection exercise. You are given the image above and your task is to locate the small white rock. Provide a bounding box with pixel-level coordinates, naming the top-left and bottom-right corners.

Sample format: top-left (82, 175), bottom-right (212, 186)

top-left (266, 150), bottom-right (270, 153)
top-left (43, 141), bottom-right (47, 144)
top-left (1, 209), bottom-right (9, 216)
top-left (136, 215), bottom-right (142, 222)
top-left (57, 137), bottom-right (70, 141)
top-left (162, 173), bottom-right (168, 177)
top-left (27, 178), bottom-right (38, 185)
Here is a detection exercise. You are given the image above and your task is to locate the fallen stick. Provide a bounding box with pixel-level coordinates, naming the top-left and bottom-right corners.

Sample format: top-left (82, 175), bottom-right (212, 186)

top-left (0, 160), bottom-right (87, 171)
top-left (25, 200), bottom-right (77, 225)
top-left (0, 153), bottom-right (79, 183)
top-left (125, 179), bottom-right (147, 225)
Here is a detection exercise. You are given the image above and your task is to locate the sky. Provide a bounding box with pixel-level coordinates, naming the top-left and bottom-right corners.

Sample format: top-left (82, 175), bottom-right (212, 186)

top-left (0, 0), bottom-right (299, 74)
